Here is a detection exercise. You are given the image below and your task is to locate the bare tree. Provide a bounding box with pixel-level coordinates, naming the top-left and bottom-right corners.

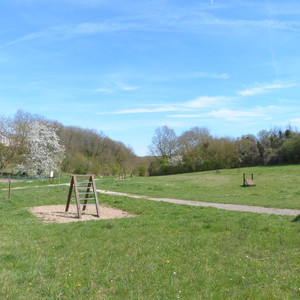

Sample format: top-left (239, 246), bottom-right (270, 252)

top-left (178, 126), bottom-right (212, 155)
top-left (149, 126), bottom-right (177, 159)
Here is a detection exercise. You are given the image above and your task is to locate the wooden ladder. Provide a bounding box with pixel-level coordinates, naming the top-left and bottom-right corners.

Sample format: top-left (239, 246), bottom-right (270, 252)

top-left (65, 175), bottom-right (100, 219)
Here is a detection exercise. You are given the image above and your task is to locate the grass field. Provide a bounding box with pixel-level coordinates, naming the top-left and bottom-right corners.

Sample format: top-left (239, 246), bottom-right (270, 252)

top-left (98, 165), bottom-right (300, 209)
top-left (0, 166), bottom-right (299, 299)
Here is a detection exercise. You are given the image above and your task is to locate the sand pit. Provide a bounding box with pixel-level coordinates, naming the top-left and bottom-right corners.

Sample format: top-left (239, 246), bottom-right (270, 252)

top-left (29, 204), bottom-right (135, 223)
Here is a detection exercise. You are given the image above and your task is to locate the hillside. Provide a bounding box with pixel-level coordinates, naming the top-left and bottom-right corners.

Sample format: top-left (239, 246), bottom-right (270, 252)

top-left (98, 165), bottom-right (300, 209)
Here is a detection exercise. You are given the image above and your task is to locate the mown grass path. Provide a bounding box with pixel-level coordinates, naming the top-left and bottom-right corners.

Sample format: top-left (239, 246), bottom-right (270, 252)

top-left (97, 189), bottom-right (300, 216)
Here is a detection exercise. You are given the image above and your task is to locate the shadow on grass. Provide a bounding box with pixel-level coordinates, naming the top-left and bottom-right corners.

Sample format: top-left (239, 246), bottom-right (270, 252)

top-left (292, 215), bottom-right (300, 222)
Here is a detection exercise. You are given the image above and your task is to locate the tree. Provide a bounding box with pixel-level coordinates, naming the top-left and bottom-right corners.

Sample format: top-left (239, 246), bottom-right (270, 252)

top-left (18, 121), bottom-right (65, 176)
top-left (57, 124), bottom-right (136, 175)
top-left (206, 137), bottom-right (239, 170)
top-left (178, 127), bottom-right (212, 172)
top-left (237, 135), bottom-right (260, 167)
top-left (282, 133), bottom-right (300, 163)
top-left (137, 165), bottom-right (148, 176)
top-left (0, 110), bottom-right (41, 170)
top-left (178, 126), bottom-right (211, 155)
top-left (149, 126), bottom-right (177, 159)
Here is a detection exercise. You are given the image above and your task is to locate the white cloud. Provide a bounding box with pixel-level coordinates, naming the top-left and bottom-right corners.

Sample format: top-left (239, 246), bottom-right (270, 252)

top-left (110, 95), bottom-right (229, 115)
top-left (207, 19), bottom-right (300, 32)
top-left (120, 86), bottom-right (139, 91)
top-left (184, 96), bottom-right (227, 108)
top-left (53, 22), bottom-right (139, 35)
top-left (169, 113), bottom-right (206, 118)
top-left (209, 109), bottom-right (265, 121)
top-left (114, 105), bottom-right (178, 114)
top-left (169, 109), bottom-right (265, 121)
top-left (189, 72), bottom-right (229, 80)
top-left (289, 118), bottom-right (300, 127)
top-left (1, 31), bottom-right (46, 48)
top-left (169, 105), bottom-right (288, 121)
top-left (4, 7), bottom-right (300, 48)
top-left (104, 93), bottom-right (232, 115)
top-left (238, 82), bottom-right (295, 96)
top-left (92, 81), bottom-right (139, 94)
top-left (93, 88), bottom-right (112, 93)
top-left (116, 82), bottom-right (139, 91)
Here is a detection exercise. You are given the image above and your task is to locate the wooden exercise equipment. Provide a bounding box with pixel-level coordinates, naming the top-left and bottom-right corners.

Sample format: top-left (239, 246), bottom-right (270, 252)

top-left (243, 173), bottom-right (256, 187)
top-left (65, 175), bottom-right (100, 219)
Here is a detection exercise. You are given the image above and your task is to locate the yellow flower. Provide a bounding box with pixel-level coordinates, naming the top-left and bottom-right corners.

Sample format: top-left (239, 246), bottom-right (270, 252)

top-left (77, 284), bottom-right (81, 287)
top-left (166, 260), bottom-right (171, 263)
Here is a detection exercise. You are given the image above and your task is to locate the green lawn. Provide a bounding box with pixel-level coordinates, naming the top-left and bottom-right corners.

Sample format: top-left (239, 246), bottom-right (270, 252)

top-left (98, 165), bottom-right (300, 209)
top-left (0, 180), bottom-right (299, 299)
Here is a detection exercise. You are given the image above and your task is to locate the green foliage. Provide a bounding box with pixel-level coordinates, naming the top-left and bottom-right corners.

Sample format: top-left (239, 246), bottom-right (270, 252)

top-left (282, 134), bottom-right (300, 163)
top-left (148, 125), bottom-right (300, 176)
top-left (0, 111), bottom-right (136, 177)
top-left (137, 165), bottom-right (147, 177)
top-left (111, 163), bottom-right (121, 176)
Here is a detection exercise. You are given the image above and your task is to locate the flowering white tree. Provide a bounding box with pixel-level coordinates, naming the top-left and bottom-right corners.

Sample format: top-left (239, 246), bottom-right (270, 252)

top-left (19, 121), bottom-right (65, 176)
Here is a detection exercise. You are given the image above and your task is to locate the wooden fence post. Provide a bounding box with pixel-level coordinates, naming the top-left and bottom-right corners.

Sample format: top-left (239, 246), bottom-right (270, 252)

top-left (8, 179), bottom-right (11, 199)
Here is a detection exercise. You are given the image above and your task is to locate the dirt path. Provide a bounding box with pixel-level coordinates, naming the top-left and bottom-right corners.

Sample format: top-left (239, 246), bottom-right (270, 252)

top-left (97, 189), bottom-right (300, 216)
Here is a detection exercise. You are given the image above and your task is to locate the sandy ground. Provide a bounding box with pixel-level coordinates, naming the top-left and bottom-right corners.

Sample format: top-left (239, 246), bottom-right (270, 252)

top-left (29, 204), bottom-right (135, 223)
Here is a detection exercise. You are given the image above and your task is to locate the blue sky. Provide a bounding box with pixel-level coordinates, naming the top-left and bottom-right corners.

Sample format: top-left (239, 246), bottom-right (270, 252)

top-left (1, 0), bottom-right (300, 156)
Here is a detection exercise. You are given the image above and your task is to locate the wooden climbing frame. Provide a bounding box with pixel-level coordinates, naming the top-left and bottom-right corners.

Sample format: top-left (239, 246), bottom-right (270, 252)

top-left (65, 174), bottom-right (100, 219)
top-left (243, 173), bottom-right (256, 187)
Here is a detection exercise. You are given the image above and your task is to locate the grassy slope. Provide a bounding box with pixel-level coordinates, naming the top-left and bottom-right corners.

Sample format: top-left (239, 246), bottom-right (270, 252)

top-left (0, 184), bottom-right (299, 299)
top-left (98, 165), bottom-right (300, 209)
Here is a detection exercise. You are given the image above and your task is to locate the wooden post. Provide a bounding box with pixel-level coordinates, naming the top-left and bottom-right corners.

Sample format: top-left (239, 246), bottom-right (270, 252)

top-left (73, 176), bottom-right (82, 219)
top-left (65, 176), bottom-right (74, 213)
top-left (8, 179), bottom-right (11, 199)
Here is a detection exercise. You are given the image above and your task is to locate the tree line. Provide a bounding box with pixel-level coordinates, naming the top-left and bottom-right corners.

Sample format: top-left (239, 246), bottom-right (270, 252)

top-left (148, 125), bottom-right (300, 176)
top-left (0, 110), bottom-right (147, 176)
top-left (2, 111), bottom-right (299, 178)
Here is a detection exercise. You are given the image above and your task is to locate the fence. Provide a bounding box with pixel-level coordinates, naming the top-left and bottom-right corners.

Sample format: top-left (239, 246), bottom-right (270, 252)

top-left (0, 173), bottom-right (66, 182)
